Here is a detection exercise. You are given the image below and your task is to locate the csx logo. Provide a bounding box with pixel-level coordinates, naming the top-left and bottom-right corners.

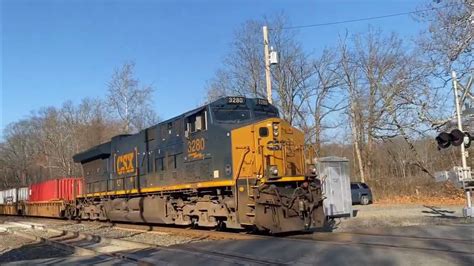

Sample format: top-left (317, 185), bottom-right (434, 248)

top-left (117, 152), bottom-right (135, 175)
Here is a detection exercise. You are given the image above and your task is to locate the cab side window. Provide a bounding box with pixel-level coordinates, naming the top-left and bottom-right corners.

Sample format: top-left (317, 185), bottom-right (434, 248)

top-left (185, 110), bottom-right (207, 136)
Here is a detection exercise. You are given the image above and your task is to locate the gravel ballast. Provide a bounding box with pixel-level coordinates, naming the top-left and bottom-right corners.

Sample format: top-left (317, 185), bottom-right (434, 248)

top-left (51, 222), bottom-right (199, 246)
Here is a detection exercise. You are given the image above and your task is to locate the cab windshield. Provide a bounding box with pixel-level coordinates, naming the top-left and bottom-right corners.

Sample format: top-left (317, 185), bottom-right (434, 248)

top-left (210, 98), bottom-right (279, 123)
top-left (213, 107), bottom-right (251, 123)
top-left (253, 106), bottom-right (278, 119)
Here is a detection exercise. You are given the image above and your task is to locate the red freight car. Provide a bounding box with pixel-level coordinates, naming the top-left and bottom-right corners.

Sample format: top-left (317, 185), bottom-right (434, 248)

top-left (26, 177), bottom-right (83, 218)
top-left (29, 177), bottom-right (83, 202)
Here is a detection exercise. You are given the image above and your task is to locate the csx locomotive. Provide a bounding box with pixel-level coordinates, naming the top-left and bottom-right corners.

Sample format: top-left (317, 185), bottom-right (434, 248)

top-left (73, 97), bottom-right (325, 233)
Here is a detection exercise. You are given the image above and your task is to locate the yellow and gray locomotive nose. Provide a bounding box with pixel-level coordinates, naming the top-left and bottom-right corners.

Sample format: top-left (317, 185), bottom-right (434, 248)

top-left (230, 117), bottom-right (306, 182)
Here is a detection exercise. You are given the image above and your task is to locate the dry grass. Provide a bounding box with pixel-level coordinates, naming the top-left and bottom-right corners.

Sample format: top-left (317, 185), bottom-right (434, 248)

top-left (374, 195), bottom-right (465, 205)
top-left (369, 180), bottom-right (466, 205)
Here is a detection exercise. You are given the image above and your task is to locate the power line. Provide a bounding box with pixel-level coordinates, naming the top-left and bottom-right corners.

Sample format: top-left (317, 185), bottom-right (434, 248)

top-left (281, 3), bottom-right (462, 30)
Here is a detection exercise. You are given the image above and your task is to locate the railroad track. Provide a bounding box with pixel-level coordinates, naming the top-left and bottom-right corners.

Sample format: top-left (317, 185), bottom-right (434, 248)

top-left (97, 220), bottom-right (474, 256)
top-left (112, 220), bottom-right (473, 255)
top-left (0, 220), bottom-right (285, 265)
top-left (0, 221), bottom-right (154, 264)
top-left (1, 215), bottom-right (472, 259)
top-left (0, 215), bottom-right (260, 241)
top-left (111, 222), bottom-right (259, 241)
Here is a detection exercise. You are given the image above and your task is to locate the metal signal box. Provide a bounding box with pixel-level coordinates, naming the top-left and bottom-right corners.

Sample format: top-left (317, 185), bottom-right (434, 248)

top-left (316, 156), bottom-right (353, 218)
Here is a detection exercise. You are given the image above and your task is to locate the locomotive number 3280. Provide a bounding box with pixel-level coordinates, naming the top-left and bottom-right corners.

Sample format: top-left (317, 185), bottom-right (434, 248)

top-left (188, 138), bottom-right (205, 153)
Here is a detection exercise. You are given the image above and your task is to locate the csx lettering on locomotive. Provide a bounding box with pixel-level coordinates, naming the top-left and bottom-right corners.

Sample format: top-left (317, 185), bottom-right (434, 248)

top-left (116, 152), bottom-right (135, 175)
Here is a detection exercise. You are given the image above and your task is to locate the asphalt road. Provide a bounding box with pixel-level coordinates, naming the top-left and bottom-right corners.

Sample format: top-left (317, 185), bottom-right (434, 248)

top-left (335, 204), bottom-right (468, 231)
top-left (3, 223), bottom-right (473, 265)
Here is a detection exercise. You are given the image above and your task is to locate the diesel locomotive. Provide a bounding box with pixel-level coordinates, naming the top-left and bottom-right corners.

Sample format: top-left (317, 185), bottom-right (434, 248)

top-left (72, 96), bottom-right (325, 233)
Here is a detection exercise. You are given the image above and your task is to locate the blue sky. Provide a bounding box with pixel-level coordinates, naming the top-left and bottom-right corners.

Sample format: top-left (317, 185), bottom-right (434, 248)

top-left (1, 0), bottom-right (426, 136)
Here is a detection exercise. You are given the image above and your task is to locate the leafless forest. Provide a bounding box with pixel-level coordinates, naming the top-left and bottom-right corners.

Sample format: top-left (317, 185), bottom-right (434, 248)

top-left (1, 1), bottom-right (472, 199)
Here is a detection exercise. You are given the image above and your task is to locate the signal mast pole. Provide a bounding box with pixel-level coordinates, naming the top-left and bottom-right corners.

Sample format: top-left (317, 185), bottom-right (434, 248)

top-left (452, 71), bottom-right (468, 169)
top-left (452, 71), bottom-right (472, 214)
top-left (263, 26), bottom-right (272, 104)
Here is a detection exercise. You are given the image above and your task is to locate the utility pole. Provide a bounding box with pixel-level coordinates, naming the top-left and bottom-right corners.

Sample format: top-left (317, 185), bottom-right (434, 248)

top-left (262, 26), bottom-right (272, 104)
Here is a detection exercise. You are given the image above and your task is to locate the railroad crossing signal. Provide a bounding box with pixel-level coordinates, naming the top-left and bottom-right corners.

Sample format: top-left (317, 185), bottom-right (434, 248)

top-left (436, 129), bottom-right (473, 149)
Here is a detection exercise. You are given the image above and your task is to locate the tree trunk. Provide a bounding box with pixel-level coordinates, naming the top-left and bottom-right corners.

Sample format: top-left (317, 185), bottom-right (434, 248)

top-left (352, 123), bottom-right (366, 183)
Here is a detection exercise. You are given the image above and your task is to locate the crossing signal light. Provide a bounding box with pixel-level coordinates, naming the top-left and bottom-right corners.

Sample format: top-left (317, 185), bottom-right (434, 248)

top-left (436, 129), bottom-right (472, 149)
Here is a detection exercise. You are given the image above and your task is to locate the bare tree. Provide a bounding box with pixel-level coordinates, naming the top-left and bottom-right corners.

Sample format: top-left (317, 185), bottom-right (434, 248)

top-left (302, 49), bottom-right (344, 155)
top-left (205, 20), bottom-right (266, 100)
top-left (205, 15), bottom-right (315, 125)
top-left (71, 98), bottom-right (116, 148)
top-left (0, 64), bottom-right (157, 187)
top-left (30, 107), bottom-right (78, 177)
top-left (266, 16), bottom-right (314, 125)
top-left (335, 28), bottom-right (434, 182)
top-left (107, 62), bottom-right (157, 133)
top-left (0, 98), bottom-right (124, 187)
top-left (416, 0), bottom-right (473, 77)
top-left (0, 120), bottom-right (38, 186)
top-left (338, 35), bottom-right (367, 182)
top-left (206, 15), bottom-right (351, 161)
top-left (413, 0), bottom-right (474, 130)
top-left (205, 70), bottom-right (235, 102)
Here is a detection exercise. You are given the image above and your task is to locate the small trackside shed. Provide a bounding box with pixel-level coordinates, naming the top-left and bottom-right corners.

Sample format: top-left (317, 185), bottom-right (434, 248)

top-left (316, 156), bottom-right (353, 218)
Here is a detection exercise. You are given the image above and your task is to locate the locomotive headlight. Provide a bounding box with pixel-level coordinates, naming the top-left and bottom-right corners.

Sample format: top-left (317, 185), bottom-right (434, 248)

top-left (272, 123), bottom-right (279, 137)
top-left (269, 165), bottom-right (278, 176)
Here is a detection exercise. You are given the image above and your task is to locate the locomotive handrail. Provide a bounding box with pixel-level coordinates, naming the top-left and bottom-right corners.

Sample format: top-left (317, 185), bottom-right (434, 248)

top-left (282, 143), bottom-right (287, 176)
top-left (235, 146), bottom-right (250, 181)
top-left (300, 145), bottom-right (305, 176)
top-left (234, 146), bottom-right (251, 197)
